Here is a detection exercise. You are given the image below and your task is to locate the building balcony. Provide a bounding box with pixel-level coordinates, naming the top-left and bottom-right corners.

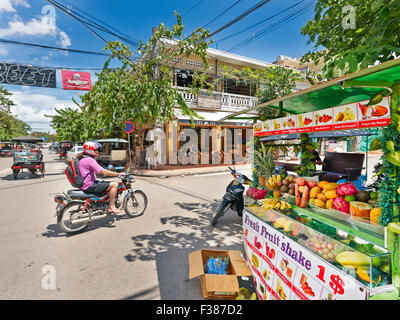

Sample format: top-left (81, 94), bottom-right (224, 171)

top-left (174, 86), bottom-right (259, 112)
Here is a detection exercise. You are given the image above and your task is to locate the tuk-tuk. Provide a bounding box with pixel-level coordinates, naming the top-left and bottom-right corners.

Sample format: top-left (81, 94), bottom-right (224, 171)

top-left (96, 138), bottom-right (129, 172)
top-left (0, 142), bottom-right (13, 157)
top-left (59, 140), bottom-right (74, 160)
top-left (11, 136), bottom-right (45, 179)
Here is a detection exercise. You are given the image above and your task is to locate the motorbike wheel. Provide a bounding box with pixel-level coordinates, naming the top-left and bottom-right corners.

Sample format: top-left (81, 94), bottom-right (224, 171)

top-left (57, 201), bottom-right (89, 234)
top-left (211, 200), bottom-right (230, 226)
top-left (124, 190), bottom-right (148, 218)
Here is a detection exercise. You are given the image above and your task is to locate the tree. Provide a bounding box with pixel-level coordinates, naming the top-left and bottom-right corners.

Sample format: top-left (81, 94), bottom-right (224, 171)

top-left (46, 99), bottom-right (103, 142)
top-left (0, 85), bottom-right (30, 140)
top-left (221, 65), bottom-right (316, 118)
top-left (301, 0), bottom-right (400, 78)
top-left (80, 14), bottom-right (213, 151)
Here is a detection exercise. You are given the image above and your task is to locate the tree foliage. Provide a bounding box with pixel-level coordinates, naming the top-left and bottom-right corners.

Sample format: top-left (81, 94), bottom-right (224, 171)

top-left (301, 0), bottom-right (400, 78)
top-left (80, 14), bottom-right (213, 134)
top-left (45, 98), bottom-right (103, 142)
top-left (0, 85), bottom-right (30, 141)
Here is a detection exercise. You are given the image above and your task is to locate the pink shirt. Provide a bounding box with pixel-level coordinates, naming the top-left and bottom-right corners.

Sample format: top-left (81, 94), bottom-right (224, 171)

top-left (78, 157), bottom-right (104, 191)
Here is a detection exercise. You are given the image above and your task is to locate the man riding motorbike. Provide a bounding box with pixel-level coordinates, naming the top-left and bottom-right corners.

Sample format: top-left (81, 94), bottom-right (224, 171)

top-left (78, 141), bottom-right (125, 214)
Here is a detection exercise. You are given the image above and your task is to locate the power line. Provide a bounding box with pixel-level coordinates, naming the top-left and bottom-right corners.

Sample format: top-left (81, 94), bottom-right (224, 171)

top-left (0, 38), bottom-right (110, 56)
top-left (202, 0), bottom-right (243, 29)
top-left (227, 0), bottom-right (315, 52)
top-left (214, 0), bottom-right (306, 45)
top-left (209, 0), bottom-right (272, 38)
top-left (49, 0), bottom-right (140, 48)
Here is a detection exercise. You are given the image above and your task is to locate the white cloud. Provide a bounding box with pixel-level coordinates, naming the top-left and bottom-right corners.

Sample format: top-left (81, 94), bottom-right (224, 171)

top-left (0, 0), bottom-right (30, 13)
top-left (0, 45), bottom-right (8, 55)
top-left (0, 14), bottom-right (57, 37)
top-left (59, 31), bottom-right (71, 48)
top-left (0, 0), bottom-right (15, 12)
top-left (9, 89), bottom-right (78, 131)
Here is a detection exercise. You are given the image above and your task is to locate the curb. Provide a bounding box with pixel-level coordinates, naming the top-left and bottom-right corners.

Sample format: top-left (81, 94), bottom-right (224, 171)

top-left (131, 164), bottom-right (251, 178)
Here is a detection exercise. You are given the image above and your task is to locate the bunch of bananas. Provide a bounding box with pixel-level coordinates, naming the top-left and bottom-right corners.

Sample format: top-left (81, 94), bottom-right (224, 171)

top-left (266, 174), bottom-right (282, 189)
top-left (261, 198), bottom-right (292, 211)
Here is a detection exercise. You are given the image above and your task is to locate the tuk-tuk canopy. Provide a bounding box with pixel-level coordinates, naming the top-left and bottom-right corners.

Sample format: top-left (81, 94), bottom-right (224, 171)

top-left (218, 57), bottom-right (400, 121)
top-left (12, 136), bottom-right (43, 143)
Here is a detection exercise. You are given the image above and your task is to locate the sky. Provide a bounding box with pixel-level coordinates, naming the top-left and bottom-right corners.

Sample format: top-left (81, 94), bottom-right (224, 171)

top-left (0, 0), bottom-right (317, 133)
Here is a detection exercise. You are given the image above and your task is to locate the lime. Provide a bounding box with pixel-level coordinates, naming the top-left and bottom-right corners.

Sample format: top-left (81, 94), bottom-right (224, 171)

top-left (369, 192), bottom-right (378, 199)
top-left (345, 195), bottom-right (356, 203)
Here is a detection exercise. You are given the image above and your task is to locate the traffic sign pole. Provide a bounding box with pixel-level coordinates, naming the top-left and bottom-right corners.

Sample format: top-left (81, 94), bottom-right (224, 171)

top-left (124, 121), bottom-right (134, 172)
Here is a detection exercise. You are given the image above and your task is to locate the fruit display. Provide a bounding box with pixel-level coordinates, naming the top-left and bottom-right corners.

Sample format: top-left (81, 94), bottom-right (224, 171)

top-left (261, 198), bottom-right (292, 212)
top-left (247, 187), bottom-right (267, 200)
top-left (349, 202), bottom-right (373, 218)
top-left (294, 133), bottom-right (319, 176)
top-left (254, 143), bottom-right (276, 188)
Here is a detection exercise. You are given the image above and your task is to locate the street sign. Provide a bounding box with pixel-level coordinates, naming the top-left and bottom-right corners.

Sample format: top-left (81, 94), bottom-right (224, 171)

top-left (124, 121), bottom-right (134, 134)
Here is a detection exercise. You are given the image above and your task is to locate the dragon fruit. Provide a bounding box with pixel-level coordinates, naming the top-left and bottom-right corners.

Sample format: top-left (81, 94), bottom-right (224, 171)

top-left (336, 182), bottom-right (358, 197)
top-left (247, 187), bottom-right (267, 200)
top-left (333, 197), bottom-right (350, 213)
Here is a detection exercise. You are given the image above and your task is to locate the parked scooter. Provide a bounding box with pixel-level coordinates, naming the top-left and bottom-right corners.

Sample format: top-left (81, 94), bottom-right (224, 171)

top-left (54, 173), bottom-right (147, 234)
top-left (211, 160), bottom-right (252, 226)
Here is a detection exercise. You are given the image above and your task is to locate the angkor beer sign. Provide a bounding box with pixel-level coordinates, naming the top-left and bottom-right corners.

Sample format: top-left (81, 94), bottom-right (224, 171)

top-left (61, 70), bottom-right (92, 91)
top-left (0, 62), bottom-right (56, 88)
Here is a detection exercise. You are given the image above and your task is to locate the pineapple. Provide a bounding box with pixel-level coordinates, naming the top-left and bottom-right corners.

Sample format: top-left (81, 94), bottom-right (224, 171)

top-left (254, 143), bottom-right (276, 187)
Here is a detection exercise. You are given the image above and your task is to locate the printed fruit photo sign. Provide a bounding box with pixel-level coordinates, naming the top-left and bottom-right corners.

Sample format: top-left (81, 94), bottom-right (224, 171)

top-left (254, 97), bottom-right (391, 137)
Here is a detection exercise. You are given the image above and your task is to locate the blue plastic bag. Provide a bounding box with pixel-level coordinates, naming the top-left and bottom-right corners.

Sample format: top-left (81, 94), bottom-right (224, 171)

top-left (205, 257), bottom-right (229, 275)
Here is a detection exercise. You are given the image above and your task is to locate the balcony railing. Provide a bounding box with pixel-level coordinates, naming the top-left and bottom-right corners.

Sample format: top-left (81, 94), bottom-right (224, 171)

top-left (174, 86), bottom-right (258, 112)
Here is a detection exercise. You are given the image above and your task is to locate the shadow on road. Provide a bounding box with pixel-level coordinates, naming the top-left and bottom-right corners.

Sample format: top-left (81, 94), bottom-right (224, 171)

top-left (124, 200), bottom-right (242, 263)
top-left (121, 285), bottom-right (159, 300)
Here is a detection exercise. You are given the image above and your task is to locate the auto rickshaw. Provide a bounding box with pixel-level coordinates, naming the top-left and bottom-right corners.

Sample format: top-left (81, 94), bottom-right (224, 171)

top-left (0, 142), bottom-right (13, 157)
top-left (59, 140), bottom-right (74, 160)
top-left (11, 136), bottom-right (45, 179)
top-left (96, 138), bottom-right (129, 172)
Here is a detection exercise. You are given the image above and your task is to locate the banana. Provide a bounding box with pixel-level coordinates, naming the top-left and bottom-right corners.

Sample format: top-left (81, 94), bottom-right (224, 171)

top-left (277, 174), bottom-right (282, 183)
top-left (280, 201), bottom-right (286, 210)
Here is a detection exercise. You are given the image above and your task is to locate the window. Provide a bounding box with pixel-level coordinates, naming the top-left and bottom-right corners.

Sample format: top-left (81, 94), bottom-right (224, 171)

top-left (224, 78), bottom-right (256, 96)
top-left (176, 69), bottom-right (194, 87)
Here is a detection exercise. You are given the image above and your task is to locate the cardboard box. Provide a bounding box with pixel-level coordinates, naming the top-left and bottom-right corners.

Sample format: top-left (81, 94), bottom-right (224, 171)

top-left (189, 249), bottom-right (252, 300)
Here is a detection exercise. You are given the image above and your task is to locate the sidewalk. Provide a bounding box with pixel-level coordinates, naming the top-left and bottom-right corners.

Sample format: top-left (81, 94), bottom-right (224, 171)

top-left (131, 163), bottom-right (252, 178)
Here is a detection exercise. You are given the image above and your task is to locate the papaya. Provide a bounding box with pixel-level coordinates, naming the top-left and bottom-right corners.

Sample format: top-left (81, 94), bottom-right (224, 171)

top-left (335, 251), bottom-right (370, 267)
top-left (324, 190), bottom-right (338, 199)
top-left (326, 199), bottom-right (333, 209)
top-left (317, 193), bottom-right (327, 202)
top-left (314, 199), bottom-right (326, 208)
top-left (356, 266), bottom-right (381, 284)
top-left (323, 183), bottom-right (338, 191)
top-left (310, 186), bottom-right (321, 199)
top-left (318, 180), bottom-right (329, 189)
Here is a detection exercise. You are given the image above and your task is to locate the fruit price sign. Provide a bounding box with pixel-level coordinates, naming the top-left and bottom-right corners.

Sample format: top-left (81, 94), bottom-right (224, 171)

top-left (254, 96), bottom-right (391, 137)
top-left (243, 211), bottom-right (367, 300)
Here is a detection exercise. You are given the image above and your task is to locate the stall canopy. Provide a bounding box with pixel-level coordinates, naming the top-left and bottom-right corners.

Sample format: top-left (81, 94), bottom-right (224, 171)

top-left (218, 57), bottom-right (400, 121)
top-left (12, 136), bottom-right (43, 143)
top-left (96, 138), bottom-right (129, 143)
top-left (259, 129), bottom-right (377, 142)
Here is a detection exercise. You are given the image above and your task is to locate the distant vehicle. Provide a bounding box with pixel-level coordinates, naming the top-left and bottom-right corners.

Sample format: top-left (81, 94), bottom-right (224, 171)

top-left (11, 136), bottom-right (45, 179)
top-left (66, 145), bottom-right (83, 163)
top-left (0, 142), bottom-right (13, 157)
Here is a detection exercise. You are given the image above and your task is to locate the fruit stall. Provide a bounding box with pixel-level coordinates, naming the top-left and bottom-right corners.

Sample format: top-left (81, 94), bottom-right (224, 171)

top-left (219, 58), bottom-right (400, 300)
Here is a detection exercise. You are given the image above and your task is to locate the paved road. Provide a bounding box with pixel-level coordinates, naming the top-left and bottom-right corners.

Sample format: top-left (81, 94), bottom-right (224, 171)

top-left (0, 150), bottom-right (245, 299)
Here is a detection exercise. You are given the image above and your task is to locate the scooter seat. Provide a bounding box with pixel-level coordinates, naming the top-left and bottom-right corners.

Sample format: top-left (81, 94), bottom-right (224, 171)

top-left (67, 190), bottom-right (99, 199)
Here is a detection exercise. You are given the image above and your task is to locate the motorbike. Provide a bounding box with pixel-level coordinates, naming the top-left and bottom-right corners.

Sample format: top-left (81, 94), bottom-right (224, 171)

top-left (211, 160), bottom-right (252, 226)
top-left (54, 173), bottom-right (148, 234)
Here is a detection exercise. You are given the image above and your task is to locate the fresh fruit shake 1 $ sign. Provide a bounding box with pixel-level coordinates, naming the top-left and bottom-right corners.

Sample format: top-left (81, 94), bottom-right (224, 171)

top-left (243, 210), bottom-right (368, 300)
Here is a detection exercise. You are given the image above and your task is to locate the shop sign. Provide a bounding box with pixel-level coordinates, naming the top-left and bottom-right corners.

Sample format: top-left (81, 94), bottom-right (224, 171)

top-left (61, 70), bottom-right (92, 91)
top-left (0, 62), bottom-right (56, 88)
top-left (243, 211), bottom-right (367, 300)
top-left (254, 97), bottom-right (391, 136)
